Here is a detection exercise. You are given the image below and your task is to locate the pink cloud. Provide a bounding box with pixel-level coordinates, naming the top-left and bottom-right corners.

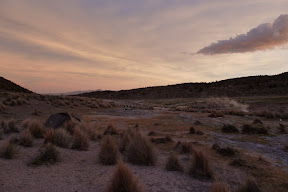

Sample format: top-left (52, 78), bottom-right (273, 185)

top-left (197, 14), bottom-right (288, 54)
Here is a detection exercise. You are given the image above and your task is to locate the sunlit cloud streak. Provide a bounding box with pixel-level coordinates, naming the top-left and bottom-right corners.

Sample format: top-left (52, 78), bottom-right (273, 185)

top-left (197, 14), bottom-right (288, 54)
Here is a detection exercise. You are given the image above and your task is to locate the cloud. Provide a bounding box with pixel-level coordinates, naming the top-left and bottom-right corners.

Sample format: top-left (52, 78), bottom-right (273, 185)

top-left (197, 14), bottom-right (288, 54)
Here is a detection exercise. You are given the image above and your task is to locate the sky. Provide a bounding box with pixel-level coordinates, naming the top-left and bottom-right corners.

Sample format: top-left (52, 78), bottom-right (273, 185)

top-left (0, 0), bottom-right (288, 93)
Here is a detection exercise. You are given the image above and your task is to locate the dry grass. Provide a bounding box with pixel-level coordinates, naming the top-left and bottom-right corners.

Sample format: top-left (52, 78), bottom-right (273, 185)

top-left (99, 135), bottom-right (119, 165)
top-left (165, 153), bottom-right (183, 172)
top-left (222, 124), bottom-right (239, 133)
top-left (19, 130), bottom-right (34, 147)
top-left (72, 128), bottom-right (90, 151)
top-left (30, 143), bottom-right (60, 166)
top-left (189, 149), bottom-right (212, 179)
top-left (189, 126), bottom-right (195, 134)
top-left (28, 120), bottom-right (45, 138)
top-left (237, 178), bottom-right (261, 192)
top-left (0, 141), bottom-right (19, 159)
top-left (53, 128), bottom-right (71, 148)
top-left (212, 181), bottom-right (231, 192)
top-left (120, 130), bottom-right (133, 153)
top-left (103, 124), bottom-right (119, 135)
top-left (0, 103), bottom-right (6, 111)
top-left (44, 129), bottom-right (55, 143)
top-left (174, 141), bottom-right (195, 154)
top-left (107, 161), bottom-right (142, 192)
top-left (242, 124), bottom-right (268, 135)
top-left (126, 131), bottom-right (157, 166)
top-left (150, 135), bottom-right (173, 144)
top-left (63, 121), bottom-right (78, 134)
top-left (1, 119), bottom-right (19, 134)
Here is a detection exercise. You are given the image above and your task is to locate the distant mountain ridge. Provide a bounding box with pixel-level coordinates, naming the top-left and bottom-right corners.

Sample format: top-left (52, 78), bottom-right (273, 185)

top-left (78, 72), bottom-right (288, 99)
top-left (0, 77), bottom-right (32, 93)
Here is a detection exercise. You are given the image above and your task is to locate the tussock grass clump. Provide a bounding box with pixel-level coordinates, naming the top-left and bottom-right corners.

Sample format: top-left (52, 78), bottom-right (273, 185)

top-left (237, 178), bottom-right (261, 192)
top-left (216, 147), bottom-right (236, 157)
top-left (79, 124), bottom-right (100, 141)
top-left (242, 124), bottom-right (268, 135)
top-left (72, 128), bottom-right (90, 150)
top-left (0, 103), bottom-right (6, 112)
top-left (194, 120), bottom-right (202, 126)
top-left (53, 128), bottom-right (71, 148)
top-left (19, 130), bottom-right (34, 147)
top-left (0, 141), bottom-right (19, 159)
top-left (2, 119), bottom-right (19, 134)
top-left (166, 153), bottom-right (183, 172)
top-left (150, 135), bottom-right (173, 144)
top-left (22, 119), bottom-right (32, 129)
top-left (126, 131), bottom-right (157, 166)
top-left (222, 124), bottom-right (239, 133)
top-left (277, 124), bottom-right (287, 134)
top-left (63, 121), bottom-right (78, 134)
top-left (189, 149), bottom-right (212, 179)
top-left (208, 111), bottom-right (224, 118)
top-left (120, 131), bottom-right (133, 153)
top-left (107, 162), bottom-right (142, 192)
top-left (174, 141), bottom-right (195, 154)
top-left (99, 135), bottom-right (119, 165)
top-left (30, 144), bottom-right (60, 166)
top-left (212, 181), bottom-right (231, 192)
top-left (28, 120), bottom-right (45, 138)
top-left (104, 124), bottom-right (119, 135)
top-left (44, 129), bottom-right (55, 143)
top-left (189, 127), bottom-right (195, 134)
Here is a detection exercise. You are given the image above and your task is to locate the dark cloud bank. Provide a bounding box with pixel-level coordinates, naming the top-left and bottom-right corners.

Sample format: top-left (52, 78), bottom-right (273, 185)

top-left (197, 14), bottom-right (288, 54)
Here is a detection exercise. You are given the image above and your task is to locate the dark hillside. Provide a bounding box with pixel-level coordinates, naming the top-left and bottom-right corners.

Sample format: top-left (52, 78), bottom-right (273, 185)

top-left (0, 77), bottom-right (32, 93)
top-left (78, 72), bottom-right (288, 99)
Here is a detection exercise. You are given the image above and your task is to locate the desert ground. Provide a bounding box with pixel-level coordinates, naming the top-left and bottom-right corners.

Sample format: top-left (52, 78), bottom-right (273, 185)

top-left (0, 92), bottom-right (288, 192)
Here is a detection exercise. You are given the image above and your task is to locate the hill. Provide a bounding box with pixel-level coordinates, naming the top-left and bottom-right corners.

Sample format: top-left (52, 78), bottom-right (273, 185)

top-left (0, 76), bottom-right (32, 93)
top-left (78, 72), bottom-right (288, 99)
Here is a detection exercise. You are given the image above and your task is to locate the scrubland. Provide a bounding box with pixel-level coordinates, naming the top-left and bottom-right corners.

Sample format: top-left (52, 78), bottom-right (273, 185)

top-left (0, 92), bottom-right (288, 191)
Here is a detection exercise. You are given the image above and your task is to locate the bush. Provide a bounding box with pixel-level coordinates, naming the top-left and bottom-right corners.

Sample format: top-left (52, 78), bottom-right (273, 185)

top-left (126, 131), bottom-right (157, 166)
top-left (242, 124), bottom-right (268, 135)
top-left (189, 127), bottom-right (196, 134)
top-left (107, 162), bottom-right (142, 192)
top-left (174, 141), bottom-right (195, 154)
top-left (2, 119), bottom-right (19, 134)
top-left (0, 141), bottom-right (19, 159)
top-left (30, 144), bottom-right (60, 166)
top-left (189, 150), bottom-right (212, 179)
top-left (150, 135), bottom-right (173, 144)
top-left (19, 130), bottom-right (34, 147)
top-left (28, 120), bottom-right (45, 138)
top-left (99, 135), bottom-right (119, 165)
top-left (53, 128), bottom-right (71, 148)
top-left (212, 181), bottom-right (231, 192)
top-left (72, 128), bottom-right (90, 150)
top-left (237, 178), bottom-right (261, 192)
top-left (222, 124), bottom-right (239, 133)
top-left (165, 153), bottom-right (183, 172)
top-left (208, 111), bottom-right (224, 118)
top-left (104, 124), bottom-right (119, 135)
top-left (217, 147), bottom-right (236, 157)
top-left (120, 131), bottom-right (132, 153)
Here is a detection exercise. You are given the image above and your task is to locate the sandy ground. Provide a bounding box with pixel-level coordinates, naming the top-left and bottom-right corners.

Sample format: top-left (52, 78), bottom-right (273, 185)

top-left (1, 95), bottom-right (288, 192)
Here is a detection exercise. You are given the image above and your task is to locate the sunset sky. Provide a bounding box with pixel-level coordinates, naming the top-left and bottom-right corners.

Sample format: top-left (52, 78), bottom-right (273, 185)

top-left (1, 0), bottom-right (288, 93)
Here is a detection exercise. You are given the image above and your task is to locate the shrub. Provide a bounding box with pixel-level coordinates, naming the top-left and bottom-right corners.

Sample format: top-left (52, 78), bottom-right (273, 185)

top-left (99, 135), bottom-right (119, 165)
top-left (104, 124), bottom-right (119, 135)
top-left (28, 120), bottom-right (45, 138)
top-left (0, 141), bottom-right (19, 159)
top-left (150, 135), bottom-right (173, 144)
top-left (53, 128), bottom-right (71, 148)
top-left (222, 124), bottom-right (239, 133)
top-left (212, 181), bottom-right (231, 192)
top-left (72, 128), bottom-right (90, 150)
top-left (217, 147), bottom-right (236, 157)
top-left (208, 111), bottom-right (224, 118)
top-left (242, 124), bottom-right (268, 135)
top-left (174, 141), bottom-right (195, 154)
top-left (189, 150), bottom-right (212, 179)
top-left (63, 121), bottom-right (78, 134)
top-left (30, 144), bottom-right (60, 166)
top-left (165, 153), bottom-right (183, 172)
top-left (120, 131), bottom-right (132, 153)
top-left (107, 162), bottom-right (142, 192)
top-left (126, 131), bottom-right (157, 166)
top-left (19, 130), bottom-right (34, 147)
top-left (189, 127), bottom-right (195, 134)
top-left (237, 178), bottom-right (261, 192)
